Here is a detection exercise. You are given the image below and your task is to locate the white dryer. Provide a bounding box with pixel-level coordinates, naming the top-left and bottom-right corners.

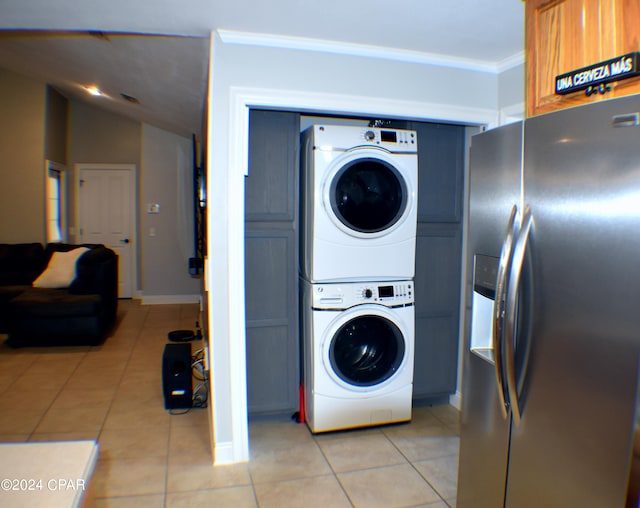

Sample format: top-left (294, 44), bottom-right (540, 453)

top-left (301, 125), bottom-right (418, 282)
top-left (301, 279), bottom-right (414, 433)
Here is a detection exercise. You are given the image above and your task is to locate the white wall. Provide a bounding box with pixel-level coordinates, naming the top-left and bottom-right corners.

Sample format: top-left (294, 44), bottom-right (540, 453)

top-left (140, 124), bottom-right (201, 303)
top-left (206, 31), bottom-right (522, 464)
top-left (68, 99), bottom-right (141, 249)
top-left (0, 68), bottom-right (46, 243)
top-left (498, 63), bottom-right (525, 123)
top-left (69, 100), bottom-right (201, 302)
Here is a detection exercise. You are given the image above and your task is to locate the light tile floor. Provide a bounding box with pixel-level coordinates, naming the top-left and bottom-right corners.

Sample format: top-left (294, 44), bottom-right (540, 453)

top-left (0, 300), bottom-right (459, 507)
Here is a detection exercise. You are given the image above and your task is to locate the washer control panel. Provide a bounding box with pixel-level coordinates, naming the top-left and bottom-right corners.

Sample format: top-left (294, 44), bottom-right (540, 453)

top-left (312, 280), bottom-right (413, 309)
top-left (360, 128), bottom-right (416, 146)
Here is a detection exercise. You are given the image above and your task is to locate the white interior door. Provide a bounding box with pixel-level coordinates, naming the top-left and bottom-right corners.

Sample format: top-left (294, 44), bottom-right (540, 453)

top-left (77, 164), bottom-right (136, 298)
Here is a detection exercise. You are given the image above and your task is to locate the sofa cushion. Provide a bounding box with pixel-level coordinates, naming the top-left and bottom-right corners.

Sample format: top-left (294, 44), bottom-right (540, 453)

top-left (70, 246), bottom-right (115, 295)
top-left (0, 285), bottom-right (31, 305)
top-left (0, 285), bottom-right (32, 333)
top-left (44, 243), bottom-right (102, 258)
top-left (0, 243), bottom-right (46, 285)
top-left (10, 288), bottom-right (102, 318)
top-left (33, 247), bottom-right (90, 288)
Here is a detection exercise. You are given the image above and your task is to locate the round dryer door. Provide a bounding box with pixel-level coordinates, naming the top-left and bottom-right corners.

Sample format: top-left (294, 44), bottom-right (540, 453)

top-left (326, 309), bottom-right (407, 388)
top-left (325, 150), bottom-right (410, 237)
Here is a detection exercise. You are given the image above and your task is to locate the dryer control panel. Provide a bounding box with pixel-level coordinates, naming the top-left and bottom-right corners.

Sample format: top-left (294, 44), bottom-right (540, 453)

top-left (312, 280), bottom-right (413, 309)
top-left (309, 125), bottom-right (417, 153)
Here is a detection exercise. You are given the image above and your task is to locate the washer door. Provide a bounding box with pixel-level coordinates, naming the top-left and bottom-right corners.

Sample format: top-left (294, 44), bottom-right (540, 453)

top-left (323, 306), bottom-right (408, 390)
top-left (324, 149), bottom-right (411, 238)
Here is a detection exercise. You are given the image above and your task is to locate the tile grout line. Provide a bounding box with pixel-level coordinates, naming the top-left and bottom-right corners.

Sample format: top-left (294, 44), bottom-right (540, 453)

top-left (92, 303), bottom-right (159, 503)
top-left (95, 306), bottom-right (146, 441)
top-left (2, 303), bottom-right (461, 507)
top-left (380, 421), bottom-right (452, 508)
top-left (310, 432), bottom-right (357, 508)
top-left (26, 348), bottom-right (90, 441)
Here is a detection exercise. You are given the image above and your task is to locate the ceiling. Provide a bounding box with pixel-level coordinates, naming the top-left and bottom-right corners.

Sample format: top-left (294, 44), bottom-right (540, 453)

top-left (0, 0), bottom-right (524, 138)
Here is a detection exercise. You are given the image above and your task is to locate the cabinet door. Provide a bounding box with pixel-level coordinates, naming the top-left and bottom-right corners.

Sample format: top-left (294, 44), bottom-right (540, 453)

top-left (413, 226), bottom-right (462, 397)
top-left (415, 123), bottom-right (464, 223)
top-left (246, 110), bottom-right (298, 221)
top-left (245, 110), bottom-right (300, 414)
top-left (526, 0), bottom-right (640, 117)
top-left (245, 230), bottom-right (298, 413)
top-left (403, 121), bottom-right (465, 399)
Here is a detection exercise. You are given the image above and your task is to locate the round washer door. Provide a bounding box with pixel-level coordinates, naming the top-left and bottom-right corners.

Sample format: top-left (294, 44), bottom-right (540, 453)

top-left (322, 305), bottom-right (409, 391)
top-left (323, 149), bottom-right (412, 238)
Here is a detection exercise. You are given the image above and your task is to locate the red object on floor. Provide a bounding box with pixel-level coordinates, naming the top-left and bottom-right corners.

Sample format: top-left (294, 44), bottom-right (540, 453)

top-left (298, 384), bottom-right (305, 424)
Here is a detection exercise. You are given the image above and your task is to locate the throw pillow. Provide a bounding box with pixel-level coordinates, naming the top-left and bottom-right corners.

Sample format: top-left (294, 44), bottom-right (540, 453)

top-left (33, 247), bottom-right (90, 288)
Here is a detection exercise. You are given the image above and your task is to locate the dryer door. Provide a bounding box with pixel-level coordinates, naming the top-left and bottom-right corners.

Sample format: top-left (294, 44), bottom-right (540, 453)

top-left (325, 149), bottom-right (412, 238)
top-left (324, 306), bottom-right (409, 390)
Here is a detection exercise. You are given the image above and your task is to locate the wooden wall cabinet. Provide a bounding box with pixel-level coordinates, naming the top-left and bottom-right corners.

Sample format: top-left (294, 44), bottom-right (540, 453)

top-left (526, 0), bottom-right (640, 117)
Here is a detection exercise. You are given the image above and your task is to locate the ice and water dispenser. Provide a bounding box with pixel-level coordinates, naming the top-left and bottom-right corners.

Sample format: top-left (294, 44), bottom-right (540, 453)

top-left (470, 254), bottom-right (499, 363)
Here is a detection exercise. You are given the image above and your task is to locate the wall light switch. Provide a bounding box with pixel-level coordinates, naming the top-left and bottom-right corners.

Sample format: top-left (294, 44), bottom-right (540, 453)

top-left (149, 227), bottom-right (157, 237)
top-left (147, 203), bottom-right (160, 214)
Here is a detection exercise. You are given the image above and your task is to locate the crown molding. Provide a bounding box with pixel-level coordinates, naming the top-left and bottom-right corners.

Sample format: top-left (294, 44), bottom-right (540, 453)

top-left (217, 30), bottom-right (523, 75)
top-left (497, 50), bottom-right (525, 72)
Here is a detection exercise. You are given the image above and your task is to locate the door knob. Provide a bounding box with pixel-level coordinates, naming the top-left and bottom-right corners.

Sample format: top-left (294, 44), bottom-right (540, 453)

top-left (121, 238), bottom-right (130, 244)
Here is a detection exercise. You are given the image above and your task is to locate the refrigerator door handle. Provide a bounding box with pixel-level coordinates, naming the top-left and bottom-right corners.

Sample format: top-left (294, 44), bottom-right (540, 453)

top-left (493, 204), bottom-right (519, 418)
top-left (504, 204), bottom-right (533, 426)
top-left (611, 112), bottom-right (640, 128)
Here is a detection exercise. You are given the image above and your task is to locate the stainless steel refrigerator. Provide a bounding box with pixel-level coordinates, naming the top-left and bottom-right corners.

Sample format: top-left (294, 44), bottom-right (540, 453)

top-left (457, 94), bottom-right (640, 508)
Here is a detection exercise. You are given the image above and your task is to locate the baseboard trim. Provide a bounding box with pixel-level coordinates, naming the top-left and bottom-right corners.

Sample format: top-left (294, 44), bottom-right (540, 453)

top-left (141, 294), bottom-right (202, 305)
top-left (449, 390), bottom-right (462, 410)
top-left (214, 441), bottom-right (233, 465)
top-left (213, 441), bottom-right (248, 465)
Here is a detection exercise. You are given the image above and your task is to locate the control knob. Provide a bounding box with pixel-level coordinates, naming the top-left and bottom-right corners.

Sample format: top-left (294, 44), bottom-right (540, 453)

top-left (364, 130), bottom-right (376, 142)
top-left (363, 288), bottom-right (373, 299)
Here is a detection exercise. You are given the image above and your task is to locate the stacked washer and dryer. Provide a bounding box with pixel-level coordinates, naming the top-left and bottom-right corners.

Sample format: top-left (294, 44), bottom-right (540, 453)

top-left (300, 124), bottom-right (419, 433)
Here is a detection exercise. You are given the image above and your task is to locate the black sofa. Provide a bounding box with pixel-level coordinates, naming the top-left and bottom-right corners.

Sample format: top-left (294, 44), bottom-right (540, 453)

top-left (0, 242), bottom-right (118, 347)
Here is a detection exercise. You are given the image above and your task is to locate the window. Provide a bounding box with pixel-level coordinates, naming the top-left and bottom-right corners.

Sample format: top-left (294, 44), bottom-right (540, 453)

top-left (46, 161), bottom-right (66, 243)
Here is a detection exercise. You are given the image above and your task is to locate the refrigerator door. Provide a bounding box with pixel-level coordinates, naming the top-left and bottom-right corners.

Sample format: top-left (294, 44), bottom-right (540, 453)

top-left (457, 122), bottom-right (523, 508)
top-left (466, 122), bottom-right (523, 258)
top-left (505, 95), bottom-right (640, 507)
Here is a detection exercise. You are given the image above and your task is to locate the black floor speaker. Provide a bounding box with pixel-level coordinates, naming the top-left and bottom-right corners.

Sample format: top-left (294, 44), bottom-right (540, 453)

top-left (162, 343), bottom-right (193, 409)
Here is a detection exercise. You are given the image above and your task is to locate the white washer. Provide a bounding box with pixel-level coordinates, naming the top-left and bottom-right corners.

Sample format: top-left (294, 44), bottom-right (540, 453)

top-left (301, 279), bottom-right (414, 433)
top-left (301, 125), bottom-right (418, 282)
